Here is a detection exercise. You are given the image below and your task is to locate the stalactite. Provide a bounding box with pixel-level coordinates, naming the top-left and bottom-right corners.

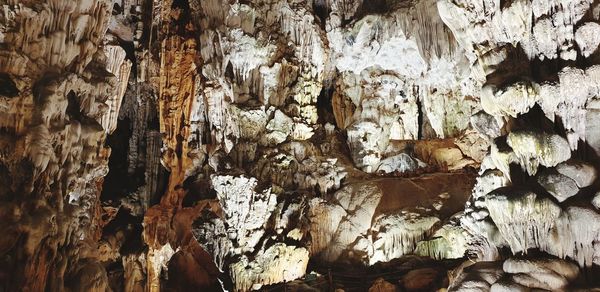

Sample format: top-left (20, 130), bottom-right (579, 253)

top-left (5, 0), bottom-right (600, 291)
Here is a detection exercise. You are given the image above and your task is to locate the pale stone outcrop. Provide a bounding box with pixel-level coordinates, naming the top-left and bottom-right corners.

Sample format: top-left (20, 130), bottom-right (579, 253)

top-left (6, 0), bottom-right (600, 291)
top-left (448, 257), bottom-right (580, 292)
top-left (308, 174), bottom-right (475, 265)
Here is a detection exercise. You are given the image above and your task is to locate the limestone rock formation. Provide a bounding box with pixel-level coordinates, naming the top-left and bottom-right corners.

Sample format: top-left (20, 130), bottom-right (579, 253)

top-left (448, 257), bottom-right (581, 291)
top-left (3, 0), bottom-right (600, 291)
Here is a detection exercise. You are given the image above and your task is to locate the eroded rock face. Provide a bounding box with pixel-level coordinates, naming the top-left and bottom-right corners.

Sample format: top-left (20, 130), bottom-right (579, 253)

top-left (0, 0), bottom-right (130, 290)
top-left (436, 0), bottom-right (600, 289)
top-left (308, 174), bottom-right (474, 266)
top-left (329, 0), bottom-right (480, 172)
top-left (5, 0), bottom-right (600, 291)
top-left (448, 257), bottom-right (580, 291)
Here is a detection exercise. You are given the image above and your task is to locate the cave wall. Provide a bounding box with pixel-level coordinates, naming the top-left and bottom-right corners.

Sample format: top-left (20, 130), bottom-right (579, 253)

top-left (2, 0), bottom-right (600, 291)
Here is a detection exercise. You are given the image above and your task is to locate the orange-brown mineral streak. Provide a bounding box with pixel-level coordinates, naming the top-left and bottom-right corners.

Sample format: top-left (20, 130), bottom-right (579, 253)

top-left (22, 244), bottom-right (50, 292)
top-left (145, 15), bottom-right (201, 290)
top-left (158, 36), bottom-right (199, 208)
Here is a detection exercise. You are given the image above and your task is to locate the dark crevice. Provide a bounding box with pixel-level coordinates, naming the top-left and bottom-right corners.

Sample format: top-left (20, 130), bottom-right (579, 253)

top-left (0, 73), bottom-right (18, 98)
top-left (484, 44), bottom-right (531, 87)
top-left (354, 0), bottom-right (396, 20)
top-left (112, 3), bottom-right (122, 15)
top-left (316, 85), bottom-right (336, 125)
top-left (170, 0), bottom-right (195, 38)
top-left (359, 0), bottom-right (392, 14)
top-left (66, 91), bottom-right (82, 121)
top-left (152, 169), bottom-right (170, 207)
top-left (312, 0), bottom-right (329, 29)
top-left (106, 261), bottom-right (125, 292)
top-left (171, 0), bottom-right (190, 10)
top-left (117, 39), bottom-right (137, 75)
top-left (499, 0), bottom-right (513, 9)
top-left (182, 177), bottom-right (215, 207)
top-left (416, 97), bottom-right (424, 140)
top-left (224, 62), bottom-right (234, 81)
top-left (101, 117), bottom-right (134, 203)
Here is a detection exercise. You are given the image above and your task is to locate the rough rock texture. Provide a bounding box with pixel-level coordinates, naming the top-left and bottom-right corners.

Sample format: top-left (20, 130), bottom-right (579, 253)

top-left (437, 0), bottom-right (600, 289)
top-left (0, 0), bottom-right (129, 290)
top-left (4, 0), bottom-right (600, 291)
top-left (448, 256), bottom-right (580, 291)
top-left (308, 174), bottom-right (473, 266)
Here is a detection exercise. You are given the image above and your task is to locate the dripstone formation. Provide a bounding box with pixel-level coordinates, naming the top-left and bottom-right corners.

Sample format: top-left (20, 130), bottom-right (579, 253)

top-left (1, 0), bottom-right (600, 291)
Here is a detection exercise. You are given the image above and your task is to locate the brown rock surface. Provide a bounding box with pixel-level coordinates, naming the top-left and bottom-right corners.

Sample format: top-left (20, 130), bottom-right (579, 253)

top-left (4, 0), bottom-right (600, 291)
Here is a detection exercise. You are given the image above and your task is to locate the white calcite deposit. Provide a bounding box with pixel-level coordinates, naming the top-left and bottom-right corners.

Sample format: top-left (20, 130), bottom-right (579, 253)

top-left (5, 0), bottom-right (600, 291)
